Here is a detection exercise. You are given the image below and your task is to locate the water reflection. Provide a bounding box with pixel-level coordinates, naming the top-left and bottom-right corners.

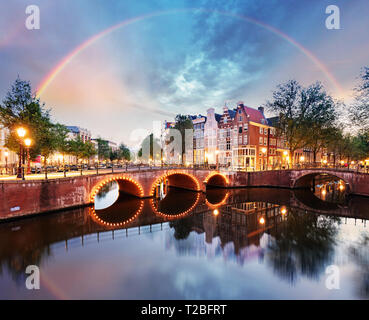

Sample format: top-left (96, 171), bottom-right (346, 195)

top-left (313, 174), bottom-right (347, 204)
top-left (1, 181), bottom-right (369, 299)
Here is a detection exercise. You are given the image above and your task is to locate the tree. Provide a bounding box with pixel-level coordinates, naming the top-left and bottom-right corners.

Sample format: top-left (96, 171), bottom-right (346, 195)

top-left (95, 138), bottom-right (110, 161)
top-left (67, 137), bottom-right (86, 163)
top-left (266, 80), bottom-right (338, 164)
top-left (118, 143), bottom-right (131, 161)
top-left (174, 114), bottom-right (193, 164)
top-left (138, 133), bottom-right (161, 163)
top-left (0, 77), bottom-right (54, 161)
top-left (350, 67), bottom-right (369, 130)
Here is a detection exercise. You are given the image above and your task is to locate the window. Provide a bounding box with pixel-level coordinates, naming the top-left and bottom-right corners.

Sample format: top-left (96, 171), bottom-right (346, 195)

top-left (264, 137), bottom-right (267, 146)
top-left (238, 136), bottom-right (242, 144)
top-left (264, 128), bottom-right (268, 135)
top-left (259, 127), bottom-right (263, 134)
top-left (239, 116), bottom-right (242, 122)
top-left (259, 137), bottom-right (263, 145)
top-left (244, 135), bottom-right (248, 144)
top-left (239, 126), bottom-right (242, 134)
top-left (244, 123), bottom-right (248, 131)
top-left (224, 117), bottom-right (227, 124)
top-left (226, 140), bottom-right (231, 150)
top-left (238, 109), bottom-right (242, 114)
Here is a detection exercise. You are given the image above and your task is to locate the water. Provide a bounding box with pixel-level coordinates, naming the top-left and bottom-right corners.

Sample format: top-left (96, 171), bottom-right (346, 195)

top-left (0, 178), bottom-right (369, 299)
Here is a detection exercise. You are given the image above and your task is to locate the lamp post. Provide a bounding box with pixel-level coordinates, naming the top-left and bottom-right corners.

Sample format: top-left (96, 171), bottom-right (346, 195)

top-left (24, 138), bottom-right (32, 175)
top-left (16, 127), bottom-right (26, 178)
top-left (261, 147), bottom-right (267, 170)
top-left (4, 151), bottom-right (8, 175)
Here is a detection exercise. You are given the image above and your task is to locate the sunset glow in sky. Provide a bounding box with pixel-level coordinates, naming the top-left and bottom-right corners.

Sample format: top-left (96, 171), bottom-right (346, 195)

top-left (0, 0), bottom-right (368, 147)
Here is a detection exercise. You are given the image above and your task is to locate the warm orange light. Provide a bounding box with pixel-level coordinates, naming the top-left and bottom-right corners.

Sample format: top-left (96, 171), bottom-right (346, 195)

top-left (339, 185), bottom-right (344, 191)
top-left (213, 209), bottom-right (219, 216)
top-left (259, 217), bottom-right (265, 225)
top-left (322, 189), bottom-right (327, 196)
top-left (300, 156), bottom-right (305, 162)
top-left (281, 207), bottom-right (287, 215)
top-left (24, 138), bottom-right (32, 147)
top-left (4, 151), bottom-right (9, 157)
top-left (261, 147), bottom-right (267, 154)
top-left (16, 127), bottom-right (26, 138)
top-left (283, 151), bottom-right (288, 156)
top-left (323, 159), bottom-right (327, 164)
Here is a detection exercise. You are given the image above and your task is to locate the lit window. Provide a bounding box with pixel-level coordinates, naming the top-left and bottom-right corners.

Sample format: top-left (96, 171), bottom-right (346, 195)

top-left (259, 137), bottom-right (263, 145)
top-left (259, 127), bottom-right (263, 134)
top-left (264, 128), bottom-right (268, 135)
top-left (264, 137), bottom-right (267, 145)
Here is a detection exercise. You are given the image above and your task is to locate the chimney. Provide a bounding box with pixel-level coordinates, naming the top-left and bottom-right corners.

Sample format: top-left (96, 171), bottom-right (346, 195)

top-left (258, 106), bottom-right (264, 115)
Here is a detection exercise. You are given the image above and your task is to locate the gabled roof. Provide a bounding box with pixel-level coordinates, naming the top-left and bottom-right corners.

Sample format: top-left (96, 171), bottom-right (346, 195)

top-left (228, 109), bottom-right (236, 119)
top-left (243, 106), bottom-right (266, 124)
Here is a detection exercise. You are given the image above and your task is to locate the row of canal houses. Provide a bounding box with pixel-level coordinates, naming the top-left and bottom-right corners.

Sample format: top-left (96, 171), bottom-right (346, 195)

top-left (165, 101), bottom-right (317, 171)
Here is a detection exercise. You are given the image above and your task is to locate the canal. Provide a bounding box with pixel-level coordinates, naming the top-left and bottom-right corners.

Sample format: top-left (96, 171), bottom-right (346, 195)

top-left (0, 175), bottom-right (368, 299)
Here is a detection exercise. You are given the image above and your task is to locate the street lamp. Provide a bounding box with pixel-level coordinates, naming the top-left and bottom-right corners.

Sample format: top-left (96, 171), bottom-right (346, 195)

top-left (4, 151), bottom-right (8, 175)
top-left (16, 127), bottom-right (26, 179)
top-left (24, 138), bottom-right (32, 175)
top-left (261, 147), bottom-right (267, 170)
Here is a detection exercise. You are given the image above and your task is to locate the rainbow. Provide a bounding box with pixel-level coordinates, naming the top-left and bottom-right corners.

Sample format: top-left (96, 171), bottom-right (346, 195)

top-left (36, 8), bottom-right (343, 97)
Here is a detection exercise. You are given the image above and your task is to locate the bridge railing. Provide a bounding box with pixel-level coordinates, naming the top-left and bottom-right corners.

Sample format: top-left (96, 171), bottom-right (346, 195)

top-left (0, 162), bottom-right (368, 181)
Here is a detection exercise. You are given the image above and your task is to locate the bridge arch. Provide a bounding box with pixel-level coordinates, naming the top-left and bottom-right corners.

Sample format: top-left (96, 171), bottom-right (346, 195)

top-left (90, 175), bottom-right (144, 202)
top-left (204, 172), bottom-right (229, 188)
top-left (293, 171), bottom-right (351, 192)
top-left (150, 170), bottom-right (201, 196)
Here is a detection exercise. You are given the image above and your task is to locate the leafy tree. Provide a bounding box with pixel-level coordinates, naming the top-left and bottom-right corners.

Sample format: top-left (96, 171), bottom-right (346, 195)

top-left (138, 133), bottom-right (161, 162)
top-left (95, 137), bottom-right (110, 161)
top-left (266, 80), bottom-right (338, 164)
top-left (0, 77), bottom-right (53, 161)
top-left (119, 143), bottom-right (131, 161)
top-left (174, 114), bottom-right (193, 164)
top-left (350, 67), bottom-right (369, 130)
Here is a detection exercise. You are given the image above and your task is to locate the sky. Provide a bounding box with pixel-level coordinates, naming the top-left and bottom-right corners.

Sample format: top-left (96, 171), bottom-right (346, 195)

top-left (0, 0), bottom-right (368, 148)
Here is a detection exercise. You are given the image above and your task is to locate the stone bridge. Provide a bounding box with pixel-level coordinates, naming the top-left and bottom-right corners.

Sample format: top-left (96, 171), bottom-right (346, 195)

top-left (0, 168), bottom-right (368, 220)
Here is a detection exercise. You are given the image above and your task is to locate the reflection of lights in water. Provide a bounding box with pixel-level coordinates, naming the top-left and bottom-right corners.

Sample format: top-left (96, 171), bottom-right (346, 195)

top-left (89, 201), bottom-right (144, 227)
top-left (150, 192), bottom-right (200, 220)
top-left (259, 217), bottom-right (265, 225)
top-left (213, 209), bottom-right (219, 216)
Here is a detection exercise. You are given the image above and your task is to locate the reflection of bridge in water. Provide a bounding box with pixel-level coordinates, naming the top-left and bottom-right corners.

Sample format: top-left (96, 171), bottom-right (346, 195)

top-left (1, 187), bottom-right (368, 274)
